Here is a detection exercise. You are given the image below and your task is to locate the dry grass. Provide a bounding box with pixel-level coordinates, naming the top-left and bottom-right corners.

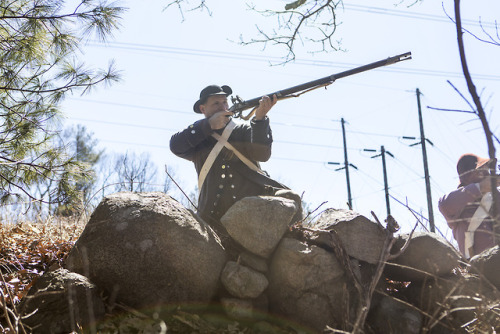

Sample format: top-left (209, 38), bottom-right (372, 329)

top-left (1, 216), bottom-right (86, 332)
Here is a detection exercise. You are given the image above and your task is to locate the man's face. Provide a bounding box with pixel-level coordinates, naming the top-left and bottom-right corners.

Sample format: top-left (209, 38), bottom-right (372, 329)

top-left (464, 166), bottom-right (490, 186)
top-left (200, 95), bottom-right (229, 118)
top-left (472, 166), bottom-right (491, 182)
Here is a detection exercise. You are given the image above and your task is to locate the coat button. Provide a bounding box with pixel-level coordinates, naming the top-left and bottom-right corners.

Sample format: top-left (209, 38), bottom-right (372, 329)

top-left (191, 130), bottom-right (196, 134)
top-left (219, 185), bottom-right (224, 189)
top-left (231, 185), bottom-right (235, 189)
top-left (222, 165), bottom-right (226, 169)
top-left (221, 174), bottom-right (226, 178)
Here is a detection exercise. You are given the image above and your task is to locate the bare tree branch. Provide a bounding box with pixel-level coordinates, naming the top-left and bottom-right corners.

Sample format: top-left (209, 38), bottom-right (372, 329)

top-left (426, 106), bottom-right (475, 114)
top-left (240, 0), bottom-right (343, 63)
top-left (454, 0), bottom-right (499, 245)
top-left (442, 3), bottom-right (500, 47)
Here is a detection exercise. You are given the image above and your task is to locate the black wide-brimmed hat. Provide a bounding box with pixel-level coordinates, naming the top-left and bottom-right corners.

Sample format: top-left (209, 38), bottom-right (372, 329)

top-left (193, 85), bottom-right (232, 113)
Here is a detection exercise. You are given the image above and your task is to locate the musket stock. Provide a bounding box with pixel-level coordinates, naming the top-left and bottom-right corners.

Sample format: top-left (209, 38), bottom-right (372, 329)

top-left (229, 51), bottom-right (412, 120)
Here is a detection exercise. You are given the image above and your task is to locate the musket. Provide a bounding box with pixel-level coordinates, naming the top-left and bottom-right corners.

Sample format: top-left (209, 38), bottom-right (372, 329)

top-left (229, 51), bottom-right (412, 120)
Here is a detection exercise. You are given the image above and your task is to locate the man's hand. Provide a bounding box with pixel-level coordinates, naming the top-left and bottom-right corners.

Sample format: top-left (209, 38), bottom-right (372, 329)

top-left (254, 95), bottom-right (277, 121)
top-left (208, 111), bottom-right (233, 130)
top-left (479, 175), bottom-right (500, 194)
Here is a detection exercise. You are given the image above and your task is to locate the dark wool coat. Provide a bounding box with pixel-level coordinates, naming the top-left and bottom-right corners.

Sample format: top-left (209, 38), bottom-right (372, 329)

top-left (170, 116), bottom-right (287, 225)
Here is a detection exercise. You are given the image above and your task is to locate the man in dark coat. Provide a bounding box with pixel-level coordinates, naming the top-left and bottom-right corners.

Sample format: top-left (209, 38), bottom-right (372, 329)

top-left (170, 85), bottom-right (300, 231)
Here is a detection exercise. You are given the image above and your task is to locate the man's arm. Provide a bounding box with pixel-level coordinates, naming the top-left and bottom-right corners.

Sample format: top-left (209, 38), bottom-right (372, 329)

top-left (170, 118), bottom-right (213, 161)
top-left (438, 183), bottom-right (482, 224)
top-left (240, 94), bottom-right (277, 162)
top-left (247, 116), bottom-right (273, 162)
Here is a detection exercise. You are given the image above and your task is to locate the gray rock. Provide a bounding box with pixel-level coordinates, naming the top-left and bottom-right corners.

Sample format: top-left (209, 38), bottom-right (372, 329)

top-left (470, 245), bottom-right (500, 289)
top-left (238, 251), bottom-right (268, 273)
top-left (220, 298), bottom-right (254, 320)
top-left (386, 232), bottom-right (461, 281)
top-left (309, 208), bottom-right (387, 264)
top-left (220, 261), bottom-right (269, 299)
top-left (367, 295), bottom-right (423, 334)
top-left (274, 189), bottom-right (304, 223)
top-left (19, 268), bottom-right (105, 334)
top-left (268, 237), bottom-right (351, 332)
top-left (65, 192), bottom-right (227, 311)
top-left (221, 196), bottom-right (297, 258)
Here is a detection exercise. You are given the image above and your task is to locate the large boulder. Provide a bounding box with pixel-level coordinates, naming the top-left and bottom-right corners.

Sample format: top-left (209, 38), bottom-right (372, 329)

top-left (65, 192), bottom-right (227, 311)
top-left (307, 208), bottom-right (387, 264)
top-left (268, 237), bottom-right (351, 333)
top-left (19, 268), bottom-right (105, 333)
top-left (386, 232), bottom-right (461, 281)
top-left (220, 196), bottom-right (298, 258)
top-left (470, 245), bottom-right (500, 289)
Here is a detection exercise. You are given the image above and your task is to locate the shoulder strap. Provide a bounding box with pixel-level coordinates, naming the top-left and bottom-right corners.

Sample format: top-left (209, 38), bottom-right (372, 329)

top-left (464, 192), bottom-right (493, 258)
top-left (198, 120), bottom-right (236, 191)
top-left (211, 133), bottom-right (265, 176)
top-left (198, 119), bottom-right (268, 193)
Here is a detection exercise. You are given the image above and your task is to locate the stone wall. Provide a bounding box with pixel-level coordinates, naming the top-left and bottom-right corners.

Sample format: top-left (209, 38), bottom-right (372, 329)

top-left (20, 192), bottom-right (500, 333)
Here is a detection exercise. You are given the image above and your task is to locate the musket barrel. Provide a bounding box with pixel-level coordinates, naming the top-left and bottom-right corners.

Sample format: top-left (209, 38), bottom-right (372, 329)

top-left (328, 51), bottom-right (411, 81)
top-left (230, 51), bottom-right (411, 115)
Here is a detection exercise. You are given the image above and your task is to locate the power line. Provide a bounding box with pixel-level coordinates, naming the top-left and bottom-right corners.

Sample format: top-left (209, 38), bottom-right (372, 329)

top-left (99, 139), bottom-right (170, 150)
top-left (70, 117), bottom-right (179, 132)
top-left (84, 41), bottom-right (500, 82)
top-left (70, 116), bottom-right (347, 150)
top-left (68, 97), bottom-right (411, 138)
top-left (343, 4), bottom-right (497, 28)
top-left (275, 140), bottom-right (343, 150)
top-left (95, 137), bottom-right (337, 164)
top-left (66, 98), bottom-right (191, 115)
top-left (68, 116), bottom-right (347, 150)
top-left (67, 111), bottom-right (417, 153)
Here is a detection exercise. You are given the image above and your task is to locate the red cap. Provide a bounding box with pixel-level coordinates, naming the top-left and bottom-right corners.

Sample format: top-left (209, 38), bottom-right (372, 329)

top-left (457, 153), bottom-right (495, 187)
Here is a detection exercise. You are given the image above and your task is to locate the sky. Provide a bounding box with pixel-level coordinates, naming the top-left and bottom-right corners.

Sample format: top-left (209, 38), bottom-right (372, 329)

top-left (61, 0), bottom-right (500, 245)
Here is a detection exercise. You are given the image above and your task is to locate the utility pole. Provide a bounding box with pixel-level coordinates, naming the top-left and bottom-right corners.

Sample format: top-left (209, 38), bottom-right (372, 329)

top-left (411, 88), bottom-right (435, 232)
top-left (341, 118), bottom-right (353, 208)
top-left (381, 146), bottom-right (391, 216)
top-left (364, 146), bottom-right (394, 217)
top-left (328, 118), bottom-right (357, 209)
top-left (402, 89), bottom-right (435, 231)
